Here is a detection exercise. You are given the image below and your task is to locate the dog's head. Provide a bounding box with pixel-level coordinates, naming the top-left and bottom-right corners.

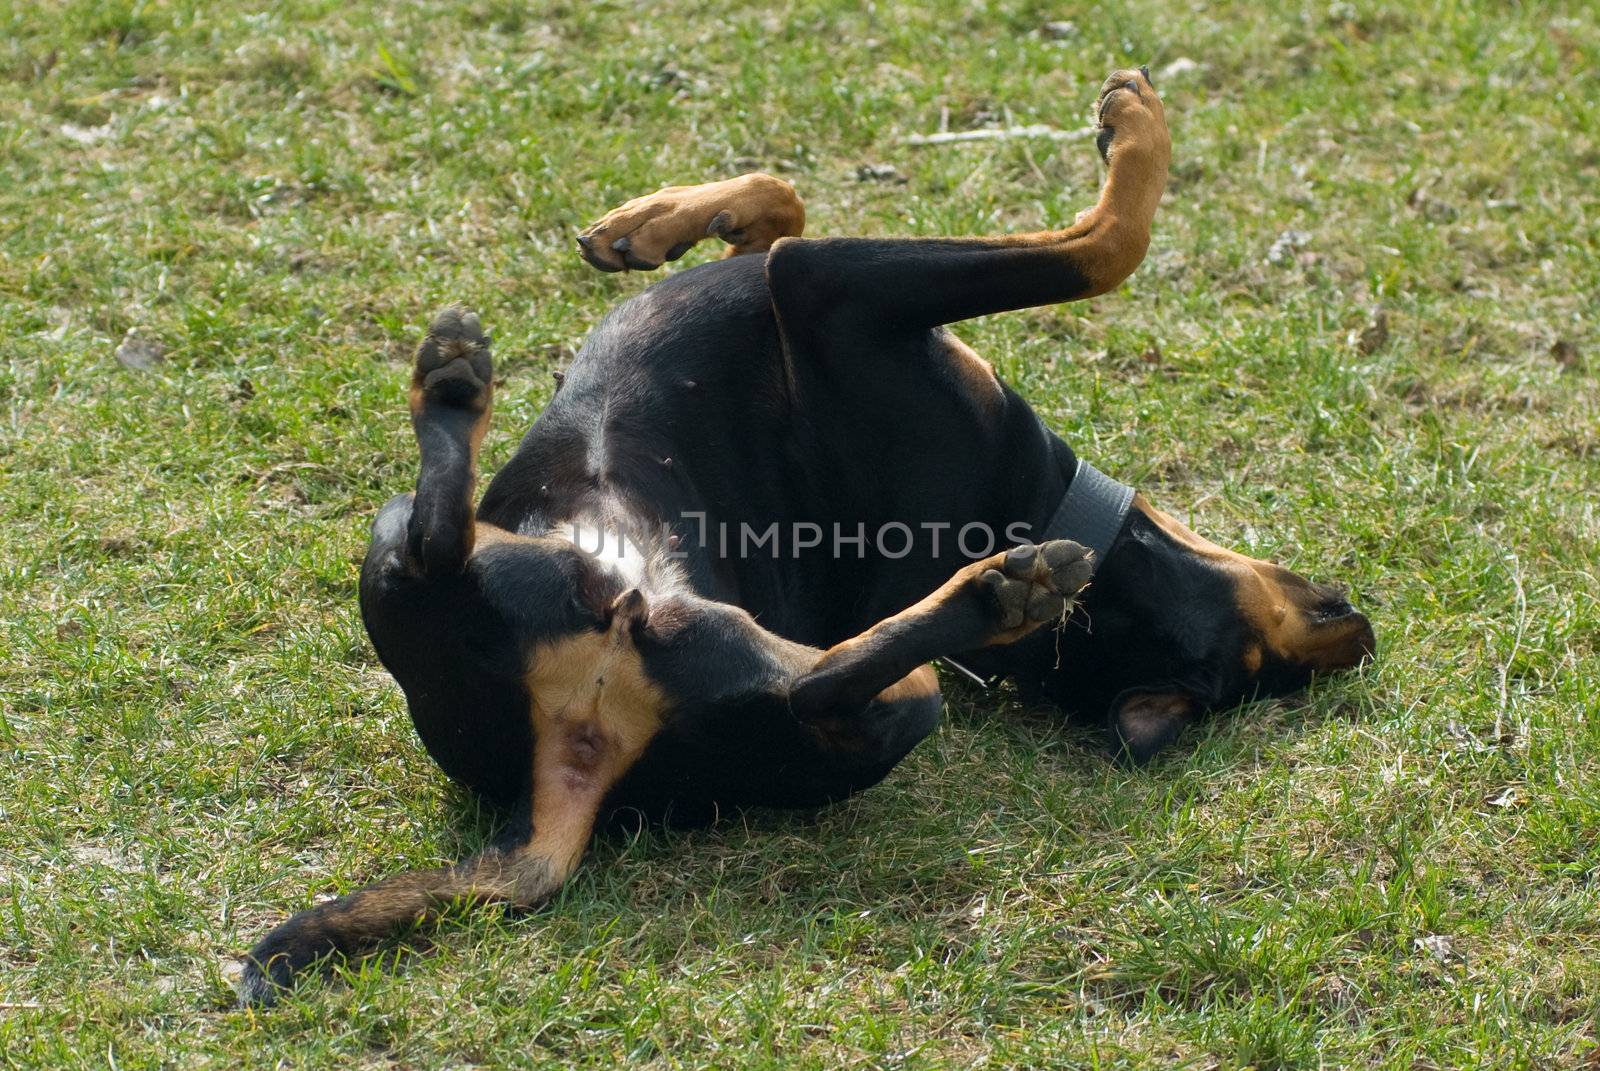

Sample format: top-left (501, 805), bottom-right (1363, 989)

top-left (1058, 496), bottom-right (1375, 761)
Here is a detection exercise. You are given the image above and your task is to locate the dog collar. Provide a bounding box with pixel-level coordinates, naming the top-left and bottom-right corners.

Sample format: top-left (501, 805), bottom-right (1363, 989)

top-left (1040, 457), bottom-right (1136, 569)
top-left (940, 457), bottom-right (1134, 690)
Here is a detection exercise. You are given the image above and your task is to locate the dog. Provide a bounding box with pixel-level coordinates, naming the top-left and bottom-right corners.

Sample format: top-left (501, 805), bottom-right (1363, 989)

top-left (239, 69), bottom-right (1374, 1005)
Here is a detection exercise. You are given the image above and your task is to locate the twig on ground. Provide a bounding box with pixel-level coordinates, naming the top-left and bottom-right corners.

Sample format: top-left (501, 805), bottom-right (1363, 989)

top-left (1494, 554), bottom-right (1527, 746)
top-left (904, 125), bottom-right (1095, 146)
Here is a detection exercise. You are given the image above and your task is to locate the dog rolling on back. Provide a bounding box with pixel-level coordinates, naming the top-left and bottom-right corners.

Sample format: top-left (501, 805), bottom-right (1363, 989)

top-left (240, 70), bottom-right (1372, 1004)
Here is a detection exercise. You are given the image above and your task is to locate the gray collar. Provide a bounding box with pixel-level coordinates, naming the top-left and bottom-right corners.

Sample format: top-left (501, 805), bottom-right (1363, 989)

top-left (1040, 457), bottom-right (1136, 570)
top-left (941, 457), bottom-right (1134, 689)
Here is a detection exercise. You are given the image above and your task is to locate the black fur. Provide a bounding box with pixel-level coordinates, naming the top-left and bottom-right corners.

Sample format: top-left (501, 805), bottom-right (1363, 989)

top-left (365, 252), bottom-right (1369, 816)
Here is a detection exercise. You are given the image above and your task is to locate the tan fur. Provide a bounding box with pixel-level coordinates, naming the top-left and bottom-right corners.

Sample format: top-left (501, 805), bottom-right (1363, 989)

top-left (873, 663), bottom-right (941, 706)
top-left (528, 624), bottom-right (668, 795)
top-left (987, 69), bottom-right (1170, 297)
top-left (938, 331), bottom-right (1004, 412)
top-left (801, 661), bottom-right (942, 756)
top-left (812, 543), bottom-right (1085, 676)
top-left (1133, 496), bottom-right (1372, 671)
top-left (1116, 691), bottom-right (1197, 752)
top-left (579, 172), bottom-right (806, 270)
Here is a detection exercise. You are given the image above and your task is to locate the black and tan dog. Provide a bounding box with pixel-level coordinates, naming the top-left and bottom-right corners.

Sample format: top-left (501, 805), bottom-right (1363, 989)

top-left (239, 69), bottom-right (1374, 1004)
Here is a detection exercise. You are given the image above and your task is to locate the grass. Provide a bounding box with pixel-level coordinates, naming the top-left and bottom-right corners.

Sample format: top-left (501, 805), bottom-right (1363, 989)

top-left (1, 0), bottom-right (1596, 1066)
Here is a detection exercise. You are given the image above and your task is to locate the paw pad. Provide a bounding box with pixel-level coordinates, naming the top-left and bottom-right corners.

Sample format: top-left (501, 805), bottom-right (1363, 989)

top-left (415, 305), bottom-right (492, 406)
top-left (980, 540), bottom-right (1094, 632)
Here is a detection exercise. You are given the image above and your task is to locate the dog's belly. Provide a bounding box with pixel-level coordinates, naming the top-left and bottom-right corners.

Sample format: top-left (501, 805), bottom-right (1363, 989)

top-left (478, 257), bottom-right (1068, 648)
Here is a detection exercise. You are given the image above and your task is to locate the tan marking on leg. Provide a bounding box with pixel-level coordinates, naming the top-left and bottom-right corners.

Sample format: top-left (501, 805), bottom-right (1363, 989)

top-left (787, 547), bottom-right (1087, 743)
top-left (408, 385), bottom-right (492, 477)
top-left (468, 521), bottom-right (530, 549)
top-left (937, 331), bottom-right (1004, 412)
top-left (811, 541), bottom-right (1093, 681)
top-left (875, 663), bottom-right (940, 705)
top-left (803, 559), bottom-right (994, 675)
top-left (577, 172), bottom-right (805, 271)
top-left (986, 68), bottom-right (1170, 297)
top-left (801, 662), bottom-right (942, 755)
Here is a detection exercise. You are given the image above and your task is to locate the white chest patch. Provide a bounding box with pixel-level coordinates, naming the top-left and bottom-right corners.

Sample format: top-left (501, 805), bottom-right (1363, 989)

top-left (556, 518), bottom-right (649, 589)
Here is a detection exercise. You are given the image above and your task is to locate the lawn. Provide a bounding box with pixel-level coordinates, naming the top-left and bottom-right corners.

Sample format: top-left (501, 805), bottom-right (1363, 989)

top-left (1, 0), bottom-right (1596, 1067)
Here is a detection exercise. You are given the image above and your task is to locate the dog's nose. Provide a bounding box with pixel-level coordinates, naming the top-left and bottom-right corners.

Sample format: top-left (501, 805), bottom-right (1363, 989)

top-left (1307, 605), bottom-right (1376, 670)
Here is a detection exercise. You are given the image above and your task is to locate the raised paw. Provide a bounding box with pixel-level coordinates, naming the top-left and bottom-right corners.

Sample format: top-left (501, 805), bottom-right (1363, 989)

top-left (576, 173), bottom-right (804, 272)
top-left (978, 540), bottom-right (1095, 636)
top-left (576, 190), bottom-right (690, 272)
top-left (413, 305), bottom-right (492, 411)
top-left (1094, 66), bottom-right (1169, 167)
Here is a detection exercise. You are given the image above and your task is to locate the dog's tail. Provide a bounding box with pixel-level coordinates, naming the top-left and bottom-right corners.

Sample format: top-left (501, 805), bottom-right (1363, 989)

top-left (238, 823), bottom-right (582, 1006)
top-left (405, 306), bottom-right (494, 577)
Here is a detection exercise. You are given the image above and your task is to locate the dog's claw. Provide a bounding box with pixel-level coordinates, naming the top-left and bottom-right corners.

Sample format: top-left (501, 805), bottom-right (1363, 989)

top-left (576, 234), bottom-right (624, 272)
top-left (706, 210), bottom-right (748, 246)
top-left (576, 233), bottom-right (611, 262)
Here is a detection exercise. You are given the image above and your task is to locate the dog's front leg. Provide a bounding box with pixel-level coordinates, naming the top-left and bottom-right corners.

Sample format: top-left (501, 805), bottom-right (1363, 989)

top-left (790, 540), bottom-right (1094, 720)
top-left (576, 172), bottom-right (805, 271)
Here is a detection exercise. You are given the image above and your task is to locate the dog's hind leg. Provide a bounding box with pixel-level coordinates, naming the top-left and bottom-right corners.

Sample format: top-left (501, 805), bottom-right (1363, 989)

top-left (405, 306), bottom-right (494, 577)
top-left (763, 69), bottom-right (1169, 334)
top-left (357, 309), bottom-right (537, 807)
top-left (576, 172), bottom-right (805, 271)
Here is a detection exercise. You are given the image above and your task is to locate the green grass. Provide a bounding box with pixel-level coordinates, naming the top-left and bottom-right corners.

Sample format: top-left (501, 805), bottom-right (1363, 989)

top-left (2, 0), bottom-right (1597, 1066)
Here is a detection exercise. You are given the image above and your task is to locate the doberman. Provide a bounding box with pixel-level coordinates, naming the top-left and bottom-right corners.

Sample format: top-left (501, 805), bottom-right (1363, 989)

top-left (239, 69), bottom-right (1374, 1004)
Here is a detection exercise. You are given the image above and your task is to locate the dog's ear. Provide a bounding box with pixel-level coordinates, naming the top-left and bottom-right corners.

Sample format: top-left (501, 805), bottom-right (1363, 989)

top-left (609, 587), bottom-right (649, 631)
top-left (1111, 689), bottom-right (1198, 764)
